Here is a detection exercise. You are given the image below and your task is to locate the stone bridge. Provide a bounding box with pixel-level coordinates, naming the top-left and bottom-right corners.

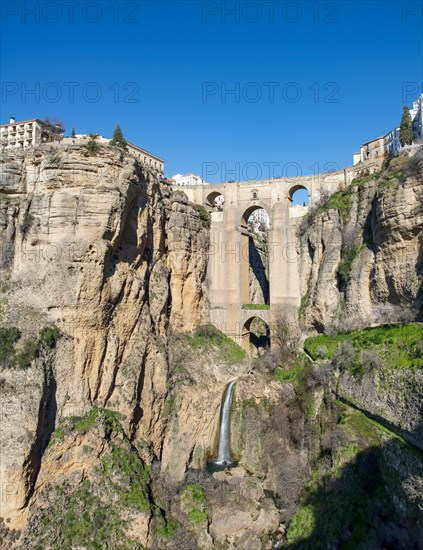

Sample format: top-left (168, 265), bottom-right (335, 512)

top-left (173, 164), bottom-right (366, 351)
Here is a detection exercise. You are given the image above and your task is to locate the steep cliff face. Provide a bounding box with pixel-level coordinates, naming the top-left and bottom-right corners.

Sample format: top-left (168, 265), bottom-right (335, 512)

top-left (0, 144), bottom-right (209, 533)
top-left (298, 150), bottom-right (423, 332)
top-left (0, 144), bottom-right (422, 549)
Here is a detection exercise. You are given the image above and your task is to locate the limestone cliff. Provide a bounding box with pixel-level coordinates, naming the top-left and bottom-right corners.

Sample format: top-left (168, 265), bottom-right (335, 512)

top-left (0, 143), bottom-right (422, 550)
top-left (298, 150), bottom-right (423, 333)
top-left (0, 143), bottom-right (209, 535)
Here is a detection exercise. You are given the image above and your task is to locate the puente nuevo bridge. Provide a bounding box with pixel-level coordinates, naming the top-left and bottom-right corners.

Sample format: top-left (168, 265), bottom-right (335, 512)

top-left (173, 163), bottom-right (372, 352)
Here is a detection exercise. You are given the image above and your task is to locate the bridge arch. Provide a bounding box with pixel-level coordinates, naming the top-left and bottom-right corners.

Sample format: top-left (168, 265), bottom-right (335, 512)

top-left (240, 205), bottom-right (270, 306)
top-left (242, 316), bottom-right (270, 353)
top-left (289, 184), bottom-right (309, 207)
top-left (205, 191), bottom-right (224, 210)
top-left (241, 204), bottom-right (270, 229)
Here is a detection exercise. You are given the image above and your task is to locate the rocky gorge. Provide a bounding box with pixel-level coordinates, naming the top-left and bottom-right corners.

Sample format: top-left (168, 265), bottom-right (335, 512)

top-left (0, 142), bottom-right (422, 549)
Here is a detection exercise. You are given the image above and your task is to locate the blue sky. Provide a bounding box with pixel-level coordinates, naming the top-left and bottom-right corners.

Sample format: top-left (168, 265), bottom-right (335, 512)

top-left (1, 0), bottom-right (422, 182)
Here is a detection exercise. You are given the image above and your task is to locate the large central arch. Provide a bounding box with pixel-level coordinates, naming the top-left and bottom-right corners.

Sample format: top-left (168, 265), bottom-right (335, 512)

top-left (240, 205), bottom-right (270, 306)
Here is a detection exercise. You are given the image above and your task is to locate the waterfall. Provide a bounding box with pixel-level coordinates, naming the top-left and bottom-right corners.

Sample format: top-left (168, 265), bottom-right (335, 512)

top-left (215, 381), bottom-right (236, 465)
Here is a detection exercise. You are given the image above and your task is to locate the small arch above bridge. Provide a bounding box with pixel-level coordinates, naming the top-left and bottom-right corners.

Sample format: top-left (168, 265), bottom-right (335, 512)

top-left (206, 191), bottom-right (224, 210)
top-left (289, 184), bottom-right (309, 207)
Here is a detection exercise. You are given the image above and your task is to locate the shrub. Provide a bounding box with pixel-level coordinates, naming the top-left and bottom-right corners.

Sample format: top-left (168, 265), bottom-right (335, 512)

top-left (360, 348), bottom-right (381, 373)
top-left (337, 244), bottom-right (364, 290)
top-left (85, 134), bottom-right (101, 156)
top-left (316, 345), bottom-right (328, 358)
top-left (39, 326), bottom-right (61, 349)
top-left (46, 148), bottom-right (62, 166)
top-left (0, 327), bottom-right (21, 367)
top-left (0, 324), bottom-right (61, 370)
top-left (194, 204), bottom-right (211, 228)
top-left (14, 339), bottom-right (39, 369)
top-left (373, 303), bottom-right (416, 325)
top-left (332, 340), bottom-right (356, 372)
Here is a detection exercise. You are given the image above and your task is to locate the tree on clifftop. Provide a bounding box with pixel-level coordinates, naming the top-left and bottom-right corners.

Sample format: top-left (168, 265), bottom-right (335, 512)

top-left (400, 106), bottom-right (413, 146)
top-left (109, 124), bottom-right (128, 151)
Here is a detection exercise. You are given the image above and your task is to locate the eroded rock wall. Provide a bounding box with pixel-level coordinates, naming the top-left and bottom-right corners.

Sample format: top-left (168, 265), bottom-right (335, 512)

top-left (0, 144), bottom-right (209, 530)
top-left (298, 151), bottom-right (423, 333)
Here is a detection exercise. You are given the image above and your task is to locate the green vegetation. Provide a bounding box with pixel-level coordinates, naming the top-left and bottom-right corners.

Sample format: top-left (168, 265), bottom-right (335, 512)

top-left (286, 404), bottom-right (422, 549)
top-left (241, 303), bottom-right (270, 310)
top-left (185, 324), bottom-right (245, 365)
top-left (66, 408), bottom-right (121, 435)
top-left (298, 293), bottom-right (310, 319)
top-left (274, 355), bottom-right (312, 388)
top-left (0, 327), bottom-right (21, 367)
top-left (14, 339), bottom-right (39, 369)
top-left (153, 515), bottom-right (178, 537)
top-left (287, 407), bottom-right (382, 547)
top-left (182, 484), bottom-right (208, 527)
top-left (162, 394), bottom-right (176, 418)
top-left (337, 244), bottom-right (365, 289)
top-left (316, 189), bottom-right (352, 222)
top-left (0, 324), bottom-right (62, 370)
top-left (304, 323), bottom-right (423, 371)
top-left (39, 408), bottom-right (154, 548)
top-left (399, 105), bottom-right (413, 146)
top-left (99, 441), bottom-right (151, 513)
top-left (20, 211), bottom-right (35, 236)
top-left (71, 128), bottom-right (76, 138)
top-left (109, 124), bottom-right (128, 151)
top-left (194, 204), bottom-right (211, 228)
top-left (30, 481), bottom-right (145, 550)
top-left (85, 134), bottom-right (101, 156)
top-left (46, 148), bottom-right (62, 166)
top-left (39, 325), bottom-right (61, 349)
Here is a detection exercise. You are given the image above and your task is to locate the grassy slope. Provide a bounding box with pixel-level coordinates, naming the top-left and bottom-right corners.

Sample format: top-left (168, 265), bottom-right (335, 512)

top-left (304, 323), bottom-right (423, 370)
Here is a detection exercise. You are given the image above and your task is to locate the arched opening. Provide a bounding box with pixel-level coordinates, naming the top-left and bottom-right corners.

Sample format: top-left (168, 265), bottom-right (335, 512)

top-left (206, 191), bottom-right (224, 211)
top-left (240, 206), bottom-right (270, 307)
top-left (242, 316), bottom-right (270, 355)
top-left (289, 185), bottom-right (309, 207)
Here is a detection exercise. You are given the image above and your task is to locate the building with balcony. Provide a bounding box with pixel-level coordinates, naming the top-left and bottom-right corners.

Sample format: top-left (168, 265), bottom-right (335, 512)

top-left (0, 117), bottom-right (64, 150)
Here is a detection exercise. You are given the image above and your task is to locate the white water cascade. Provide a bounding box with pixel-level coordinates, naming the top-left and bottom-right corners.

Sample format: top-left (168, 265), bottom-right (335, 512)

top-left (215, 380), bottom-right (236, 465)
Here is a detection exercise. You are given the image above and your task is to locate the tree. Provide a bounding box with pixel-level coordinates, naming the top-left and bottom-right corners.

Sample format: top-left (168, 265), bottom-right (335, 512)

top-left (85, 134), bottom-right (101, 156)
top-left (71, 128), bottom-right (76, 138)
top-left (399, 105), bottom-right (413, 146)
top-left (109, 124), bottom-right (128, 150)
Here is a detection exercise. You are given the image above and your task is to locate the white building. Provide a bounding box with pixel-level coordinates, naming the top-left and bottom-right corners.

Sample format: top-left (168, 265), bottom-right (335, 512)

top-left (411, 94), bottom-right (423, 142)
top-left (171, 173), bottom-right (209, 186)
top-left (248, 208), bottom-right (270, 232)
top-left (0, 117), bottom-right (64, 150)
top-left (384, 127), bottom-right (401, 158)
top-left (354, 94), bottom-right (423, 164)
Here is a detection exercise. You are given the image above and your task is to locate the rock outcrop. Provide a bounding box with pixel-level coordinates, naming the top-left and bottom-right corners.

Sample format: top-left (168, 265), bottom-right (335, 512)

top-left (0, 143), bottom-right (209, 535)
top-left (298, 151), bottom-right (423, 333)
